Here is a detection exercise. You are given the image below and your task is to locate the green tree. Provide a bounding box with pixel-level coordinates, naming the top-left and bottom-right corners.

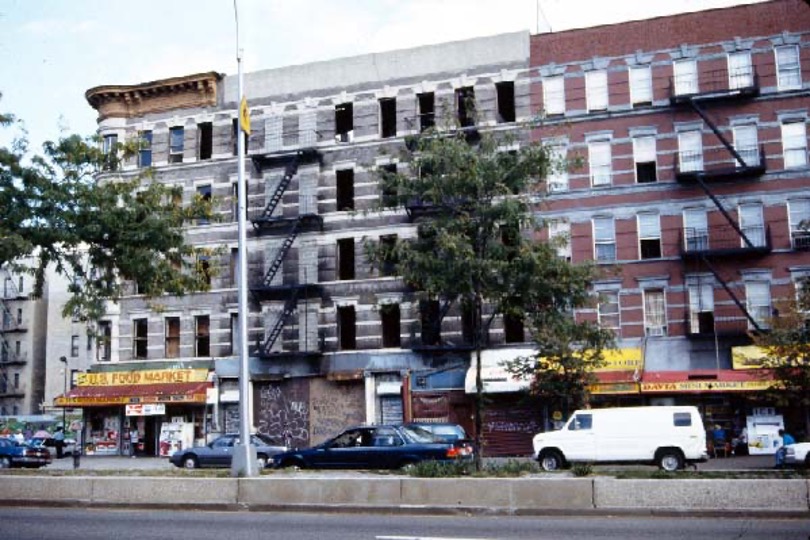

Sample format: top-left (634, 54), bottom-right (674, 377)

top-left (367, 117), bottom-right (611, 468)
top-left (1, 98), bottom-right (214, 321)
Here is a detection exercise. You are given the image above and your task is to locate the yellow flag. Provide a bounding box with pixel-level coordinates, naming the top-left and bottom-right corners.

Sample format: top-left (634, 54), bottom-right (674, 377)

top-left (239, 95), bottom-right (251, 135)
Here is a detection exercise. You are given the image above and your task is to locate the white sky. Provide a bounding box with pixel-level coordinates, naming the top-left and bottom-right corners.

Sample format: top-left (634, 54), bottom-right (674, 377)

top-left (0, 0), bottom-right (764, 152)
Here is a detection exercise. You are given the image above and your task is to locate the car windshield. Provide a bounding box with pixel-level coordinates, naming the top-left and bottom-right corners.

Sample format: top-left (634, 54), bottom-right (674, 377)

top-left (400, 426), bottom-right (443, 443)
top-left (252, 433), bottom-right (280, 446)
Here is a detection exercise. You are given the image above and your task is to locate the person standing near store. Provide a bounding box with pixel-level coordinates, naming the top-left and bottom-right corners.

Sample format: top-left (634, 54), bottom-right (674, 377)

top-left (129, 427), bottom-right (139, 458)
top-left (54, 426), bottom-right (65, 459)
top-left (775, 428), bottom-right (795, 468)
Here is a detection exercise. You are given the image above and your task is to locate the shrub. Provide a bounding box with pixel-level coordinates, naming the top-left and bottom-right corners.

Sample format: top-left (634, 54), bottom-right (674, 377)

top-left (571, 462), bottom-right (593, 477)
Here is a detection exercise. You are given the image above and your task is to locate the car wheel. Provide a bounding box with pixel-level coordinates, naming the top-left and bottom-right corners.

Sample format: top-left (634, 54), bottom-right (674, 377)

top-left (0, 457), bottom-right (10, 469)
top-left (182, 455), bottom-right (199, 469)
top-left (399, 459), bottom-right (418, 472)
top-left (256, 454), bottom-right (268, 469)
top-left (804, 453), bottom-right (810, 469)
top-left (280, 458), bottom-right (304, 470)
top-left (538, 449), bottom-right (564, 472)
top-left (657, 449), bottom-right (683, 472)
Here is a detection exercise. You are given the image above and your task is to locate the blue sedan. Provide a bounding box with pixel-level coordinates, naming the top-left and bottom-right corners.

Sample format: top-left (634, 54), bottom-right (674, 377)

top-left (271, 424), bottom-right (472, 470)
top-left (169, 433), bottom-right (287, 469)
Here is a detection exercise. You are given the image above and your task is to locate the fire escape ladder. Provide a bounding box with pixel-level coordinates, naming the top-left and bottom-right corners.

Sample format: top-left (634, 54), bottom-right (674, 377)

top-left (699, 255), bottom-right (763, 333)
top-left (261, 220), bottom-right (302, 288)
top-left (260, 155), bottom-right (301, 220)
top-left (693, 173), bottom-right (757, 250)
top-left (256, 288), bottom-right (302, 356)
top-left (686, 99), bottom-right (749, 168)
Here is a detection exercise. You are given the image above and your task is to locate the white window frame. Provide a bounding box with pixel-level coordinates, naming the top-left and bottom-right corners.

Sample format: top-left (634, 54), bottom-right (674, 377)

top-left (543, 76), bottom-right (565, 115)
top-left (745, 280), bottom-right (771, 330)
top-left (643, 289), bottom-right (667, 336)
top-left (688, 279), bottom-right (714, 334)
top-left (629, 65), bottom-right (653, 105)
top-left (546, 144), bottom-right (568, 192)
top-left (588, 140), bottom-right (612, 186)
top-left (782, 121), bottom-right (808, 169)
top-left (776, 45), bottom-right (801, 91)
top-left (788, 199), bottom-right (810, 249)
top-left (678, 130), bottom-right (703, 173)
top-left (733, 124), bottom-right (759, 167)
top-left (169, 126), bottom-right (184, 163)
top-left (548, 219), bottom-right (571, 261)
top-left (683, 207), bottom-right (708, 252)
top-left (597, 290), bottom-right (620, 331)
top-left (728, 51), bottom-right (753, 90)
top-left (673, 59), bottom-right (698, 95)
top-left (739, 203), bottom-right (765, 248)
top-left (586, 70), bottom-right (608, 111)
top-left (633, 135), bottom-right (657, 183)
top-left (637, 213), bottom-right (662, 260)
top-left (593, 216), bottom-right (616, 262)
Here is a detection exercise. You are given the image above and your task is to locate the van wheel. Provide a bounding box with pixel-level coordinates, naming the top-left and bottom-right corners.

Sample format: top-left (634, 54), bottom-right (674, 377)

top-left (538, 449), bottom-right (564, 472)
top-left (657, 449), bottom-right (683, 472)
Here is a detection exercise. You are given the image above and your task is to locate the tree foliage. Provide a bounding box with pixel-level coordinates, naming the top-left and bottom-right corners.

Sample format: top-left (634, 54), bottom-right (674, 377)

top-left (1, 98), bottom-right (215, 321)
top-left (367, 115), bottom-right (612, 464)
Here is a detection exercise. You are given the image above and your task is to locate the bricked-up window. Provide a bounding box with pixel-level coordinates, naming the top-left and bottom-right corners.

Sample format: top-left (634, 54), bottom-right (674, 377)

top-left (231, 118), bottom-right (248, 155)
top-left (169, 126), bottom-right (184, 163)
top-left (133, 318), bottom-right (148, 359)
top-left (197, 122), bottom-right (213, 160)
top-left (337, 305), bottom-right (356, 350)
top-left (597, 291), bottom-right (620, 331)
top-left (380, 163), bottom-right (398, 208)
top-left (138, 130), bottom-right (152, 168)
top-left (417, 92), bottom-right (435, 132)
top-left (593, 216), bottom-right (616, 262)
top-left (456, 87), bottom-right (476, 128)
top-left (585, 70), bottom-right (608, 111)
top-left (380, 304), bottom-right (401, 348)
top-left (165, 317), bottom-right (180, 358)
top-left (673, 59), bottom-right (698, 96)
top-left (337, 238), bottom-right (355, 280)
top-left (588, 140), bottom-right (612, 186)
top-left (633, 136), bottom-right (657, 183)
top-left (782, 121), bottom-right (808, 169)
top-left (335, 103), bottom-right (353, 143)
top-left (336, 169), bottom-right (354, 211)
top-left (543, 75), bottom-right (565, 115)
top-left (379, 98), bottom-right (396, 138)
top-left (380, 234), bottom-right (398, 277)
top-left (638, 213), bottom-right (662, 259)
top-left (504, 313), bottom-right (524, 343)
top-left (496, 81), bottom-right (516, 123)
top-left (629, 65), bottom-right (652, 106)
top-left (776, 45), bottom-right (801, 91)
top-left (97, 321), bottom-right (112, 362)
top-left (420, 300), bottom-right (441, 346)
top-left (70, 335), bottom-right (79, 357)
top-left (195, 315), bottom-right (210, 357)
top-left (643, 289), bottom-right (667, 336)
top-left (196, 184), bottom-right (212, 225)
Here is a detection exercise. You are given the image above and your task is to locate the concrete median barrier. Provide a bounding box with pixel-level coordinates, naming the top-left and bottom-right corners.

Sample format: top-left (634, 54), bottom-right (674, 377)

top-left (240, 477), bottom-right (402, 508)
top-left (89, 477), bottom-right (238, 507)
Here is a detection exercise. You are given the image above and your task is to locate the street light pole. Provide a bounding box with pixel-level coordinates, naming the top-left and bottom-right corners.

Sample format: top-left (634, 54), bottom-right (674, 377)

top-left (59, 356), bottom-right (67, 428)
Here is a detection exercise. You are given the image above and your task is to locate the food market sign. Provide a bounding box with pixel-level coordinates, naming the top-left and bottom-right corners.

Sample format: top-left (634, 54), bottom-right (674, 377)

top-left (126, 404), bottom-right (166, 416)
top-left (77, 369), bottom-right (208, 386)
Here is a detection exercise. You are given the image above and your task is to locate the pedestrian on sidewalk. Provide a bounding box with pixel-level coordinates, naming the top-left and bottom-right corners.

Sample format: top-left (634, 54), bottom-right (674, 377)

top-left (774, 429), bottom-right (795, 468)
top-left (54, 426), bottom-right (65, 459)
top-left (129, 427), bottom-right (139, 458)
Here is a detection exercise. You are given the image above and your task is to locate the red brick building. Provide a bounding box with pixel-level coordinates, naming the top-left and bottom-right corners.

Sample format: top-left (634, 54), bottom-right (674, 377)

top-left (531, 0), bottom-right (810, 434)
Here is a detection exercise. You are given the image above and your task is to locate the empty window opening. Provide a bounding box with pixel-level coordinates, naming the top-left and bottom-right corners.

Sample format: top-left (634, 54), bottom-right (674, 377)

top-left (417, 92), bottom-right (435, 132)
top-left (337, 238), bottom-right (355, 280)
top-left (195, 315), bottom-right (210, 357)
top-left (335, 103), bottom-right (353, 142)
top-left (338, 305), bottom-right (356, 350)
top-left (461, 303), bottom-right (475, 344)
top-left (196, 184), bottom-right (212, 225)
top-left (336, 169), bottom-right (355, 211)
top-left (456, 87), bottom-right (476, 127)
top-left (504, 313), bottom-right (524, 343)
top-left (381, 304), bottom-right (401, 348)
top-left (496, 81), bottom-right (516, 123)
top-left (381, 163), bottom-right (398, 208)
top-left (638, 213), bottom-right (662, 259)
top-left (165, 317), bottom-right (180, 358)
top-left (198, 122), bottom-right (212, 160)
top-left (380, 98), bottom-right (397, 138)
top-left (133, 318), bottom-right (148, 359)
top-left (380, 234), bottom-right (398, 277)
top-left (420, 300), bottom-right (441, 346)
top-left (169, 126), bottom-right (184, 163)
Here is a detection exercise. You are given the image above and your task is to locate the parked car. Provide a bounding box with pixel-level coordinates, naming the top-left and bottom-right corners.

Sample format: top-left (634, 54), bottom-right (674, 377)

top-left (532, 406), bottom-right (708, 472)
top-left (169, 433), bottom-right (287, 469)
top-left (271, 424), bottom-right (473, 470)
top-left (27, 437), bottom-right (76, 458)
top-left (784, 442), bottom-right (810, 468)
top-left (0, 437), bottom-right (52, 468)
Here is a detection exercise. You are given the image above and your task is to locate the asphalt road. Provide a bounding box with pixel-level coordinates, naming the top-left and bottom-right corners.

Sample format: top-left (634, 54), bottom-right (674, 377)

top-left (0, 507), bottom-right (807, 540)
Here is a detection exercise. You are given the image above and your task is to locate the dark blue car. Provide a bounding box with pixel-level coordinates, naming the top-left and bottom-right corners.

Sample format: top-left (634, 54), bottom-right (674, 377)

top-left (271, 424), bottom-right (472, 470)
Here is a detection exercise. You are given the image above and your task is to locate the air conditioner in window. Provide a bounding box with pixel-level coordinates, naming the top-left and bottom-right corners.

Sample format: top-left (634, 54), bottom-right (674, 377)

top-left (646, 325), bottom-right (666, 337)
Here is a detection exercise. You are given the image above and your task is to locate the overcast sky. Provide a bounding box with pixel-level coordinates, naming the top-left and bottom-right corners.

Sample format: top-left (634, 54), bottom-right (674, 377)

top-left (0, 0), bottom-right (763, 152)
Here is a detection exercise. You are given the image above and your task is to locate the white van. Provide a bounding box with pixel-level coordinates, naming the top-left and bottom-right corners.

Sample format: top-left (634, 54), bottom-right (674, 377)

top-left (532, 406), bottom-right (708, 472)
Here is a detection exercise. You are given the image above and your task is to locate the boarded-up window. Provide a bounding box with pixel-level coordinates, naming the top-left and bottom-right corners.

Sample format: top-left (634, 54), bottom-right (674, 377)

top-left (165, 317), bottom-right (180, 358)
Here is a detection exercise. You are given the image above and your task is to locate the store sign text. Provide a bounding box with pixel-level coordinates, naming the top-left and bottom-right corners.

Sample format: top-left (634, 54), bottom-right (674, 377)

top-left (77, 369), bottom-right (208, 387)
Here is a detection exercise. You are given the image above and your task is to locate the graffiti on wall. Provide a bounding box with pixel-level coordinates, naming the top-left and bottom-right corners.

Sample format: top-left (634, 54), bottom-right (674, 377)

top-left (309, 378), bottom-right (365, 445)
top-left (254, 380), bottom-right (309, 448)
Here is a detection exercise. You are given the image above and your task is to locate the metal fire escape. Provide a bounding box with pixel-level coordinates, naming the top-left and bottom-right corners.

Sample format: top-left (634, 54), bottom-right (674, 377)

top-left (249, 147), bottom-right (323, 359)
top-left (0, 268), bottom-right (27, 401)
top-left (670, 64), bottom-right (769, 335)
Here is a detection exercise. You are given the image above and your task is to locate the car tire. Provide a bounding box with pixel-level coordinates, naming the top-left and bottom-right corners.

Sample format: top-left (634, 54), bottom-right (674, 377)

top-left (399, 459), bottom-right (418, 472)
top-left (804, 453), bottom-right (810, 469)
top-left (256, 454), bottom-right (268, 469)
top-left (538, 449), bottom-right (565, 472)
top-left (182, 455), bottom-right (199, 469)
top-left (279, 458), bottom-right (304, 470)
top-left (0, 457), bottom-right (10, 469)
top-left (656, 449), bottom-right (683, 472)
